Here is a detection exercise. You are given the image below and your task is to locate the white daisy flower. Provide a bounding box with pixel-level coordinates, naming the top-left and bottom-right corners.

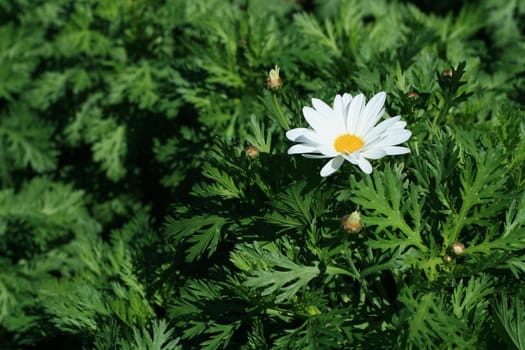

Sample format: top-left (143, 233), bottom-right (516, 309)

top-left (286, 91), bottom-right (411, 177)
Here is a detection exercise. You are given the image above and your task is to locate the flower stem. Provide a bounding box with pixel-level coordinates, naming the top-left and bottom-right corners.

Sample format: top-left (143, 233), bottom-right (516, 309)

top-left (432, 98), bottom-right (451, 130)
top-left (273, 93), bottom-right (290, 130)
top-left (325, 265), bottom-right (358, 278)
top-left (361, 260), bottom-right (396, 278)
top-left (0, 137), bottom-right (11, 187)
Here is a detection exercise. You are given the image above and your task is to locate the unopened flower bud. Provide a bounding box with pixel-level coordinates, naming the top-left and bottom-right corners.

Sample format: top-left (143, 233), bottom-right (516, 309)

top-left (443, 69), bottom-right (453, 78)
top-left (451, 242), bottom-right (465, 256)
top-left (266, 65), bottom-right (282, 91)
top-left (305, 305), bottom-right (321, 316)
top-left (443, 254), bottom-right (453, 264)
top-left (244, 145), bottom-right (259, 159)
top-left (341, 211), bottom-right (362, 233)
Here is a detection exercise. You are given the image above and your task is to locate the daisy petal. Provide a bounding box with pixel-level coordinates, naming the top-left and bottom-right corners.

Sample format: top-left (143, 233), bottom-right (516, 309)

top-left (286, 128), bottom-right (308, 141)
top-left (303, 154), bottom-right (333, 159)
top-left (303, 107), bottom-right (334, 138)
top-left (332, 95), bottom-right (346, 131)
top-left (317, 144), bottom-right (339, 157)
top-left (375, 129), bottom-right (412, 146)
top-left (347, 93), bottom-right (366, 133)
top-left (288, 144), bottom-right (318, 155)
top-left (320, 156), bottom-right (344, 177)
top-left (311, 98), bottom-right (334, 118)
top-left (357, 91), bottom-right (386, 135)
top-left (294, 129), bottom-right (324, 144)
top-left (361, 148), bottom-right (387, 159)
top-left (342, 93), bottom-right (353, 107)
top-left (358, 157), bottom-right (373, 174)
top-left (342, 93), bottom-right (353, 122)
top-left (342, 153), bottom-right (359, 165)
top-left (384, 146), bottom-right (411, 155)
top-left (365, 117), bottom-right (401, 141)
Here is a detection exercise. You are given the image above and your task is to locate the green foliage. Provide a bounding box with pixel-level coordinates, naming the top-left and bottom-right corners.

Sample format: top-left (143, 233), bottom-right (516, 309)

top-left (93, 319), bottom-right (182, 350)
top-left (0, 178), bottom-right (99, 251)
top-left (494, 294), bottom-right (525, 350)
top-left (2, 0), bottom-right (525, 349)
top-left (129, 320), bottom-right (181, 350)
top-left (166, 215), bottom-right (229, 262)
top-left (0, 106), bottom-right (57, 175)
top-left (232, 242), bottom-right (320, 303)
top-left (0, 23), bottom-right (42, 100)
top-left (346, 164), bottom-right (427, 252)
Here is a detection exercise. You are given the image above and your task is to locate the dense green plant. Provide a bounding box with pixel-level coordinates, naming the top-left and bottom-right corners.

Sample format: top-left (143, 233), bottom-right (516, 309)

top-left (1, 0), bottom-right (525, 349)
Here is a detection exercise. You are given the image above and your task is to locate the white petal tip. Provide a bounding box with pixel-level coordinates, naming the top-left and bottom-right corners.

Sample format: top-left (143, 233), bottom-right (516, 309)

top-left (320, 157), bottom-right (344, 177)
top-left (358, 158), bottom-right (373, 174)
top-left (288, 144), bottom-right (317, 155)
top-left (286, 128), bottom-right (303, 141)
top-left (385, 146), bottom-right (411, 155)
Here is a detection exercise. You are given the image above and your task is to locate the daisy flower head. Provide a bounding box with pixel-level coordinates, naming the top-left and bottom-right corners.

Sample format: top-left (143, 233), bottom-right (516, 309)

top-left (286, 92), bottom-right (412, 177)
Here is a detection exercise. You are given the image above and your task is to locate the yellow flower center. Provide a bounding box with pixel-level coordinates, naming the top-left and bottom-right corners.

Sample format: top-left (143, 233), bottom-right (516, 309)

top-left (334, 134), bottom-right (364, 153)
